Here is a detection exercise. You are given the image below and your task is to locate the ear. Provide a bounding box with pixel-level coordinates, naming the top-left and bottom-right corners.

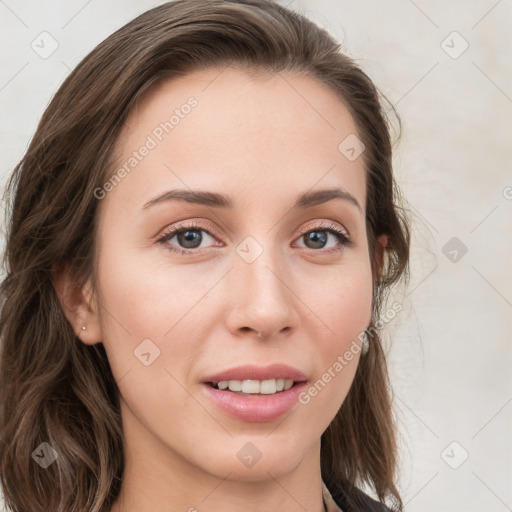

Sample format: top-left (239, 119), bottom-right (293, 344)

top-left (375, 234), bottom-right (388, 285)
top-left (51, 262), bottom-right (103, 345)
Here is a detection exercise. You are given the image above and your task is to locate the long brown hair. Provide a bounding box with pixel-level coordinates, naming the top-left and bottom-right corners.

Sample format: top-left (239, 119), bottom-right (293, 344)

top-left (0, 1), bottom-right (410, 511)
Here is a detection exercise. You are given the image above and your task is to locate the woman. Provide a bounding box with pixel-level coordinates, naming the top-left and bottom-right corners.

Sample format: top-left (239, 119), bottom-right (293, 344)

top-left (0, 1), bottom-right (410, 511)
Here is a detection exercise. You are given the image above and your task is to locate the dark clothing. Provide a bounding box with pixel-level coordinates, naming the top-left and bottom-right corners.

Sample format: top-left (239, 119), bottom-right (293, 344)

top-left (322, 480), bottom-right (394, 512)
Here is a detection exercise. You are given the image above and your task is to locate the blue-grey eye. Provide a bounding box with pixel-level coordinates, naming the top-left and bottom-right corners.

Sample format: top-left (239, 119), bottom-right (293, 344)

top-left (304, 230), bottom-right (328, 249)
top-left (177, 229), bottom-right (203, 249)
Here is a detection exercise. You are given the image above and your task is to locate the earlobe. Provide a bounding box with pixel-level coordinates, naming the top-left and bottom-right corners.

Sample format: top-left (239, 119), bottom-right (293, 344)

top-left (51, 262), bottom-right (103, 345)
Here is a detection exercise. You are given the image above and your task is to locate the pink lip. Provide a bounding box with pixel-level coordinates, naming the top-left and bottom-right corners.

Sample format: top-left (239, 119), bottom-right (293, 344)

top-left (201, 363), bottom-right (307, 383)
top-left (201, 381), bottom-right (308, 423)
top-left (200, 364), bottom-right (308, 423)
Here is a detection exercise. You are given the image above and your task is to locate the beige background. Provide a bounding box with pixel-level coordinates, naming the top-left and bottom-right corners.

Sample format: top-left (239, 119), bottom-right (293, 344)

top-left (1, 0), bottom-right (511, 510)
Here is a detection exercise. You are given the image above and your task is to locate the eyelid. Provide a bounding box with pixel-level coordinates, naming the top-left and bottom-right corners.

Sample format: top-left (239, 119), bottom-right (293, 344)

top-left (156, 219), bottom-right (222, 242)
top-left (296, 219), bottom-right (350, 239)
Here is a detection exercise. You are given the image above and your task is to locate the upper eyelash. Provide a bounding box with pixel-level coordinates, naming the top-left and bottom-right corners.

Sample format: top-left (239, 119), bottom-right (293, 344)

top-left (156, 221), bottom-right (353, 253)
top-left (296, 222), bottom-right (353, 248)
top-left (156, 221), bottom-right (218, 249)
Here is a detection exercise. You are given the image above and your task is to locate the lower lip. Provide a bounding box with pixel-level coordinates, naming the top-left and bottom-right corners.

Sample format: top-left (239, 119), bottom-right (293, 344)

top-left (201, 382), bottom-right (307, 423)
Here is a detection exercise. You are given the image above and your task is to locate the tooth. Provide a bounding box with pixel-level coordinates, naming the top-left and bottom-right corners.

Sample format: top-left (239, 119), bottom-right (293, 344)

top-left (260, 379), bottom-right (277, 394)
top-left (215, 378), bottom-right (296, 394)
top-left (228, 380), bottom-right (242, 392)
top-left (241, 380), bottom-right (260, 393)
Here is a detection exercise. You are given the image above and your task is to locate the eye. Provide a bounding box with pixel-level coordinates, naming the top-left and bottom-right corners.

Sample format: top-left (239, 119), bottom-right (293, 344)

top-left (156, 220), bottom-right (353, 256)
top-left (156, 221), bottom-right (221, 254)
top-left (294, 221), bottom-right (353, 253)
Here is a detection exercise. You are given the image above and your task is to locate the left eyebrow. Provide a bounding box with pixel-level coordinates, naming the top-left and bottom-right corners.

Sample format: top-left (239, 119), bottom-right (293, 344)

top-left (142, 187), bottom-right (363, 215)
top-left (295, 187), bottom-right (363, 215)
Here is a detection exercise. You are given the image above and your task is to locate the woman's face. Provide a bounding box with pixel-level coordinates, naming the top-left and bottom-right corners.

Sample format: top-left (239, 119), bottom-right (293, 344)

top-left (90, 66), bottom-right (374, 481)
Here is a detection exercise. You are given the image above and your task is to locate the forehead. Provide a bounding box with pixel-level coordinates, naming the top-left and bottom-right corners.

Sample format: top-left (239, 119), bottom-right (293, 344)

top-left (124, 65), bottom-right (360, 141)
top-left (104, 66), bottom-right (366, 213)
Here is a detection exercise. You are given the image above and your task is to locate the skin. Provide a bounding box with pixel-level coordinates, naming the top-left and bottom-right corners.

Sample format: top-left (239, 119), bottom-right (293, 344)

top-left (55, 66), bottom-right (387, 512)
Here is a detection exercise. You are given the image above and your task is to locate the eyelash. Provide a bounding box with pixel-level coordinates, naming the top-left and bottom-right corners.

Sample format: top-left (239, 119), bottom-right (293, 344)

top-left (155, 220), bottom-right (354, 255)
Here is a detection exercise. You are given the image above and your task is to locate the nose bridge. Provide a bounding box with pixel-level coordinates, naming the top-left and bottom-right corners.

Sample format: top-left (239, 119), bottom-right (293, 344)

top-left (226, 235), bottom-right (299, 338)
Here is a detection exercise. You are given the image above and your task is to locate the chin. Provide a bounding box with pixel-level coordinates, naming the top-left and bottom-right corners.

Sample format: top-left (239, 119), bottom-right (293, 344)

top-left (210, 459), bottom-right (299, 482)
top-left (190, 434), bottom-right (311, 482)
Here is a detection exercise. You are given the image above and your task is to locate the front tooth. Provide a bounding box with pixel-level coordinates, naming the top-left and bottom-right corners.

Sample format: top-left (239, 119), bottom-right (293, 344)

top-left (227, 380), bottom-right (242, 391)
top-left (241, 380), bottom-right (260, 393)
top-left (260, 379), bottom-right (277, 394)
top-left (221, 379), bottom-right (294, 394)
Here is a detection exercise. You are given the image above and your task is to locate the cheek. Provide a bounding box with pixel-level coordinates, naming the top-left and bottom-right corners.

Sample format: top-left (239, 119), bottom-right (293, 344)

top-left (297, 260), bottom-right (372, 404)
top-left (326, 278), bottom-right (372, 328)
top-left (95, 252), bottom-right (214, 436)
top-left (306, 258), bottom-right (373, 341)
top-left (98, 243), bottom-right (220, 332)
top-left (95, 247), bottom-right (223, 383)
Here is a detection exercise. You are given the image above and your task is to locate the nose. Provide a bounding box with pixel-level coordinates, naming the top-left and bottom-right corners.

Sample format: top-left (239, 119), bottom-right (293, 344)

top-left (224, 244), bottom-right (300, 341)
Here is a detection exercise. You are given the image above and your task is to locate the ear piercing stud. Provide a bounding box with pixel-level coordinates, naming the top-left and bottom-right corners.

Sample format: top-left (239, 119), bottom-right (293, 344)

top-left (361, 331), bottom-right (369, 355)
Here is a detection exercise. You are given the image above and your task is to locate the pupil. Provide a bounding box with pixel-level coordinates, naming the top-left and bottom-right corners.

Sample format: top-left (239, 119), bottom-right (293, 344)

top-left (178, 230), bottom-right (202, 248)
top-left (305, 231), bottom-right (326, 249)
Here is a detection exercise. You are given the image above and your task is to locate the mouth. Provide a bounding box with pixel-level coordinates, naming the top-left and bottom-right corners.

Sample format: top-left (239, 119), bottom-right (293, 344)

top-left (200, 364), bottom-right (308, 422)
top-left (207, 378), bottom-right (297, 396)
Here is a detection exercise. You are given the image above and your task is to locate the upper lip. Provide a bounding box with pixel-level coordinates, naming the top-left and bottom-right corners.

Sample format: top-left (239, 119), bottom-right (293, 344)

top-left (202, 364), bottom-right (308, 383)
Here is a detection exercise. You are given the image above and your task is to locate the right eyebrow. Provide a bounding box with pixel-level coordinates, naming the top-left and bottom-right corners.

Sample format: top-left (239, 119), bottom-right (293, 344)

top-left (142, 189), bottom-right (233, 210)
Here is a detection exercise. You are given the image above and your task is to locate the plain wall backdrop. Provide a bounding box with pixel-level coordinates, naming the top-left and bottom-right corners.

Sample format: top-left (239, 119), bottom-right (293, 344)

top-left (1, 0), bottom-right (511, 510)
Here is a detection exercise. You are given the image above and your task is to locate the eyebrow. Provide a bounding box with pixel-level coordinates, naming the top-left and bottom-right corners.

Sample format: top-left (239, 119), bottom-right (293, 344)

top-left (142, 187), bottom-right (363, 214)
